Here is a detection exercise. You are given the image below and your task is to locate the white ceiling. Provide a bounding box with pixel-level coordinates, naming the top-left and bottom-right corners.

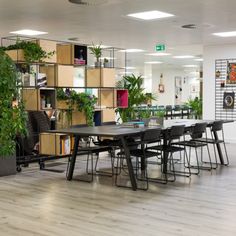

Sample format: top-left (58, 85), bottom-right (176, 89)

top-left (1, 0), bottom-right (236, 69)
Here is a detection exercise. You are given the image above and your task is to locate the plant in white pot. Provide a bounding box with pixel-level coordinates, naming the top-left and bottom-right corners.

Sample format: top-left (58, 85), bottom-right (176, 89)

top-left (0, 49), bottom-right (27, 176)
top-left (89, 43), bottom-right (102, 67)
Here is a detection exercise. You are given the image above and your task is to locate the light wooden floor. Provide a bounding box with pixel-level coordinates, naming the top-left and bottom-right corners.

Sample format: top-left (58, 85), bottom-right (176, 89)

top-left (0, 144), bottom-right (236, 236)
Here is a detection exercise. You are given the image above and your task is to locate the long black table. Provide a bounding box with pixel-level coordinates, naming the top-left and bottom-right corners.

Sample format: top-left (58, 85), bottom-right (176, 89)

top-left (50, 119), bottom-right (232, 190)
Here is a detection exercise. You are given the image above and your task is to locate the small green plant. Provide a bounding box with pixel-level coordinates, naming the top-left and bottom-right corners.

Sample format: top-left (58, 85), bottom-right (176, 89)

top-left (153, 110), bottom-right (165, 118)
top-left (89, 43), bottom-right (102, 63)
top-left (104, 58), bottom-right (109, 63)
top-left (139, 109), bottom-right (151, 119)
top-left (0, 50), bottom-right (27, 156)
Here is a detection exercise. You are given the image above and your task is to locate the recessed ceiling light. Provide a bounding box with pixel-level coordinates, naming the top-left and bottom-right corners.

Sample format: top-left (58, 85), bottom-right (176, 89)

top-left (194, 58), bottom-right (203, 62)
top-left (127, 10), bottom-right (174, 20)
top-left (145, 61), bottom-right (163, 64)
top-left (120, 49), bottom-right (145, 53)
top-left (183, 65), bottom-right (198, 68)
top-left (213, 31), bottom-right (236, 37)
top-left (173, 55), bottom-right (195, 59)
top-left (10, 29), bottom-right (48, 36)
top-left (126, 67), bottom-right (136, 70)
top-left (147, 52), bottom-right (171, 56)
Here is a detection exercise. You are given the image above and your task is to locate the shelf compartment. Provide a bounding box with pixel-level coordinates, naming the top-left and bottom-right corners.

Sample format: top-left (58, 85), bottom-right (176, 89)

top-left (86, 68), bottom-right (116, 87)
top-left (5, 39), bottom-right (57, 63)
top-left (101, 109), bottom-right (116, 123)
top-left (39, 133), bottom-right (72, 156)
top-left (98, 89), bottom-right (117, 108)
top-left (116, 89), bottom-right (128, 108)
top-left (39, 64), bottom-right (74, 87)
top-left (57, 44), bottom-right (87, 65)
top-left (22, 88), bottom-right (56, 111)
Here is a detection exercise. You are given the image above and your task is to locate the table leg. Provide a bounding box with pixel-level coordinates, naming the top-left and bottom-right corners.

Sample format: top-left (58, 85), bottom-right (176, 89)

top-left (213, 131), bottom-right (225, 165)
top-left (121, 136), bottom-right (137, 191)
top-left (162, 131), bottom-right (168, 174)
top-left (67, 135), bottom-right (80, 181)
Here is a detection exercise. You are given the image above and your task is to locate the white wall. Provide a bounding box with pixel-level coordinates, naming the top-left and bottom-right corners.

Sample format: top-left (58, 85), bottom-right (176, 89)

top-left (203, 43), bottom-right (236, 142)
top-left (151, 67), bottom-right (197, 106)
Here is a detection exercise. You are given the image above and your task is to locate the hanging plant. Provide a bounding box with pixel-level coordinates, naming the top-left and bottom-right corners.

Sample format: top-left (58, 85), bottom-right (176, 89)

top-left (0, 49), bottom-right (27, 156)
top-left (57, 89), bottom-right (97, 127)
top-left (0, 39), bottom-right (55, 64)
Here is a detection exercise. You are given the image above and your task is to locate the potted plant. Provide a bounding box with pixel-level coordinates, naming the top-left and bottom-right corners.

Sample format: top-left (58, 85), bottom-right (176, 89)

top-left (89, 43), bottom-right (102, 67)
top-left (0, 50), bottom-right (27, 176)
top-left (186, 97), bottom-right (202, 119)
top-left (152, 110), bottom-right (165, 125)
top-left (103, 58), bottom-right (109, 68)
top-left (116, 74), bottom-right (156, 122)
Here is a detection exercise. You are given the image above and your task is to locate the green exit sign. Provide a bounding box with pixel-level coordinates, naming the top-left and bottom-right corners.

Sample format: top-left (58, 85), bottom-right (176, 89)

top-left (156, 44), bottom-right (165, 51)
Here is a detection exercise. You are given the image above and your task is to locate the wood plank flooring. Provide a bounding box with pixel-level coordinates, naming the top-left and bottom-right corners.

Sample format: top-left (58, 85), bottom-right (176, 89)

top-left (0, 144), bottom-right (236, 236)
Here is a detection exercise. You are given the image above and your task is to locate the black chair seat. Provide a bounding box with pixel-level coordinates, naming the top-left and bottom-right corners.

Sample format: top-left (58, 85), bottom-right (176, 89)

top-left (130, 149), bottom-right (160, 158)
top-left (177, 140), bottom-right (207, 148)
top-left (147, 145), bottom-right (185, 153)
top-left (193, 137), bottom-right (223, 144)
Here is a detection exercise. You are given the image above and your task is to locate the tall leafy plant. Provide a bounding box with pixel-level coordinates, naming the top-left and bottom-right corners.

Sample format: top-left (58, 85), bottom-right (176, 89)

top-left (0, 50), bottom-right (27, 156)
top-left (116, 74), bottom-right (156, 122)
top-left (186, 97), bottom-right (202, 119)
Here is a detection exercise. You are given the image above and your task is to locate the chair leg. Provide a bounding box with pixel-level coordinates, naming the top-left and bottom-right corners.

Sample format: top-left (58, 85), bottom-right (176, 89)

top-left (223, 142), bottom-right (230, 166)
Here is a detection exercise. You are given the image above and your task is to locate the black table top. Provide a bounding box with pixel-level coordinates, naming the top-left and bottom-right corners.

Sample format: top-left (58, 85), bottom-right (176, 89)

top-left (49, 119), bottom-right (234, 137)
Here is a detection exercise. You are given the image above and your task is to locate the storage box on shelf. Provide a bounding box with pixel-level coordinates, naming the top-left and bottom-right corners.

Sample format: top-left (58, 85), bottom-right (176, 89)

top-left (86, 68), bottom-right (116, 87)
top-left (39, 64), bottom-right (74, 87)
top-left (57, 43), bottom-right (87, 65)
top-left (22, 88), bottom-right (56, 111)
top-left (98, 88), bottom-right (117, 108)
top-left (39, 133), bottom-right (72, 156)
top-left (116, 89), bottom-right (128, 108)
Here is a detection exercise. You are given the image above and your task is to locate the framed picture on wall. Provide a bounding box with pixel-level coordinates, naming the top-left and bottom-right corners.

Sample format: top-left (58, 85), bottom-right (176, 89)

top-left (227, 62), bottom-right (236, 84)
top-left (223, 92), bottom-right (235, 109)
top-left (158, 84), bottom-right (164, 93)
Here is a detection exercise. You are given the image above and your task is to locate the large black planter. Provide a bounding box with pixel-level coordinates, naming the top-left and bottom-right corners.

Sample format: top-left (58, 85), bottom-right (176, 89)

top-left (0, 155), bottom-right (16, 177)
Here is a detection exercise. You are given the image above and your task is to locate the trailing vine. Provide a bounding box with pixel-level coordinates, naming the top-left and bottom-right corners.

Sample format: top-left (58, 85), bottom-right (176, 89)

top-left (57, 88), bottom-right (97, 126)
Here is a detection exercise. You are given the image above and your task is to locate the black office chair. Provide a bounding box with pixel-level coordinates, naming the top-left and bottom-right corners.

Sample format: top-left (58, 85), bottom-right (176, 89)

top-left (177, 122), bottom-right (213, 174)
top-left (193, 120), bottom-right (229, 167)
top-left (147, 125), bottom-right (190, 182)
top-left (115, 128), bottom-right (162, 190)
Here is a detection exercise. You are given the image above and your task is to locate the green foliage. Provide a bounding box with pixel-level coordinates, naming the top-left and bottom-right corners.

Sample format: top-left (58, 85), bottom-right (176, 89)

top-left (116, 74), bottom-right (156, 122)
top-left (89, 43), bottom-right (102, 62)
top-left (0, 40), bottom-right (55, 64)
top-left (0, 50), bottom-right (27, 156)
top-left (139, 109), bottom-right (151, 119)
top-left (153, 110), bottom-right (165, 118)
top-left (57, 89), bottom-right (97, 126)
top-left (186, 97), bottom-right (202, 119)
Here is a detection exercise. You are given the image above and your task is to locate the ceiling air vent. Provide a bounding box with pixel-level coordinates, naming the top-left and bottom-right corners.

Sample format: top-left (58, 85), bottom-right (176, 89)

top-left (68, 0), bottom-right (108, 5)
top-left (181, 24), bottom-right (197, 29)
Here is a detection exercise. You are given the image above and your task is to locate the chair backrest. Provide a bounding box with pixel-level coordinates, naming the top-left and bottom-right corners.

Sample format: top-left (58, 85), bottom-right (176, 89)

top-left (211, 120), bottom-right (223, 132)
top-left (142, 128), bottom-right (162, 143)
top-left (191, 122), bottom-right (207, 139)
top-left (169, 125), bottom-right (185, 140)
